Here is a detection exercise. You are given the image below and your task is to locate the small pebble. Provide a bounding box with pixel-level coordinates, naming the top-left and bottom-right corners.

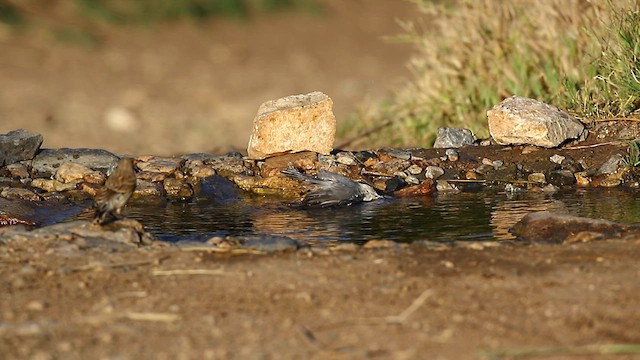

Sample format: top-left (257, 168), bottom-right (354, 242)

top-left (436, 180), bottom-right (459, 192)
top-left (465, 171), bottom-right (479, 180)
top-left (404, 175), bottom-right (420, 185)
top-left (336, 152), bottom-right (356, 165)
top-left (574, 172), bottom-right (590, 187)
top-left (521, 146), bottom-right (539, 154)
top-left (445, 149), bottom-right (459, 162)
top-left (406, 164), bottom-right (423, 175)
top-left (26, 300), bottom-right (45, 311)
top-left (425, 166), bottom-right (445, 179)
top-left (527, 173), bottom-right (546, 184)
top-left (475, 164), bottom-right (494, 175)
top-left (550, 154), bottom-right (565, 164)
top-left (505, 184), bottom-right (524, 193)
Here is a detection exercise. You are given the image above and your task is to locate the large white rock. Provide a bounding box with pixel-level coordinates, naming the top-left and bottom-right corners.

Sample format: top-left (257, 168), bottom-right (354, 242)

top-left (247, 92), bottom-right (336, 160)
top-left (487, 96), bottom-right (586, 148)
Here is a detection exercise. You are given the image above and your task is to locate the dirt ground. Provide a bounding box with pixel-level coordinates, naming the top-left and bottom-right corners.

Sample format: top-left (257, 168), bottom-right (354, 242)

top-left (2, 2), bottom-right (640, 359)
top-left (0, 237), bottom-right (639, 360)
top-left (0, 0), bottom-right (416, 155)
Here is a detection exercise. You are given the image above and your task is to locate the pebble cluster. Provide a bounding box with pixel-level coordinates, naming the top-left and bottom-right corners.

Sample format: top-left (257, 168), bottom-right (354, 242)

top-left (0, 126), bottom-right (635, 206)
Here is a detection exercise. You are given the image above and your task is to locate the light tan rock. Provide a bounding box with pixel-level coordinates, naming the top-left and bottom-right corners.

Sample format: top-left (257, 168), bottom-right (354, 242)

top-left (31, 178), bottom-right (79, 192)
top-left (247, 92), bottom-right (336, 159)
top-left (527, 173), bottom-right (547, 184)
top-left (487, 96), bottom-right (586, 148)
top-left (55, 162), bottom-right (94, 183)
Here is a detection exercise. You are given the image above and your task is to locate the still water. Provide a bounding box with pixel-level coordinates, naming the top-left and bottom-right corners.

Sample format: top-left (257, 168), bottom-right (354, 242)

top-left (124, 178), bottom-right (640, 243)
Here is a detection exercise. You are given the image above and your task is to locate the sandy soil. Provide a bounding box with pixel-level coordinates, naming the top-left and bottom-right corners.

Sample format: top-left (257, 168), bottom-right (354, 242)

top-left (1, 237), bottom-right (639, 360)
top-left (0, 0), bottom-right (416, 156)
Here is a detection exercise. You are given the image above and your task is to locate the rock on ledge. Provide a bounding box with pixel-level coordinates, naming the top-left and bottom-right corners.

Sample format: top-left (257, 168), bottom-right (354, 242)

top-left (487, 96), bottom-right (586, 148)
top-left (0, 129), bottom-right (43, 166)
top-left (247, 91), bottom-right (336, 160)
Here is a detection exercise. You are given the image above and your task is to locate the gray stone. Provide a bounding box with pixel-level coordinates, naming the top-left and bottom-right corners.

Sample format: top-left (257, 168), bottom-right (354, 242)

top-left (32, 148), bottom-right (118, 178)
top-left (433, 128), bottom-right (475, 148)
top-left (597, 154), bottom-right (624, 175)
top-left (0, 219), bottom-right (155, 248)
top-left (487, 96), bottom-right (586, 147)
top-left (247, 91), bottom-right (336, 159)
top-left (0, 129), bottom-right (43, 166)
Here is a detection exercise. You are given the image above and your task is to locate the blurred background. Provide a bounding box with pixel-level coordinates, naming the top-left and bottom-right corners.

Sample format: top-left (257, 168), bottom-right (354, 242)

top-left (0, 0), bottom-right (417, 155)
top-left (2, 1), bottom-right (639, 156)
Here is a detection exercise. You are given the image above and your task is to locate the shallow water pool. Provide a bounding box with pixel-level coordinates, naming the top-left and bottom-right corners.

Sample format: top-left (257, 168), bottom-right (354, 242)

top-left (124, 182), bottom-right (640, 243)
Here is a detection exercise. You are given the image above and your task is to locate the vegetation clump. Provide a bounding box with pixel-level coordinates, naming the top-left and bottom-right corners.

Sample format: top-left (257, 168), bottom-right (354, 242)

top-left (344, 0), bottom-right (640, 148)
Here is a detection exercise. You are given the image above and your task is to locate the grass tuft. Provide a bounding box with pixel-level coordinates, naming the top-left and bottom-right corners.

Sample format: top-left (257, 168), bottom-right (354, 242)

top-left (344, 0), bottom-right (640, 149)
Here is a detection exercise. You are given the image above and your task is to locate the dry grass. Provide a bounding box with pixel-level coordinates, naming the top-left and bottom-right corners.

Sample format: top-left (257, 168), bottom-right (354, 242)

top-left (343, 0), bottom-right (640, 149)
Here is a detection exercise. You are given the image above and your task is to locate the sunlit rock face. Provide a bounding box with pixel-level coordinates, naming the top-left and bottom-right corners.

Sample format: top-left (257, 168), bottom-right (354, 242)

top-left (247, 91), bottom-right (336, 160)
top-left (487, 96), bottom-right (586, 148)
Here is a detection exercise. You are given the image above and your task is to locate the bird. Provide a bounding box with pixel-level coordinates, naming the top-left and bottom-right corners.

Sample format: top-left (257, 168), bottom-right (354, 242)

top-left (282, 168), bottom-right (382, 208)
top-left (93, 157), bottom-right (137, 225)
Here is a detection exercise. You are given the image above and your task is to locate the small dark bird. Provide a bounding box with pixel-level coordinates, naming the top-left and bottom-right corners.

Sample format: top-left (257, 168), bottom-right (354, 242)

top-left (94, 157), bottom-right (137, 225)
top-left (282, 168), bottom-right (381, 208)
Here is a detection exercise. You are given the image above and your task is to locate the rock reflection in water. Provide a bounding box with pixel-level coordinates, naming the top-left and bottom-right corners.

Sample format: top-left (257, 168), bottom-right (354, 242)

top-left (123, 187), bottom-right (640, 243)
top-left (490, 193), bottom-right (569, 240)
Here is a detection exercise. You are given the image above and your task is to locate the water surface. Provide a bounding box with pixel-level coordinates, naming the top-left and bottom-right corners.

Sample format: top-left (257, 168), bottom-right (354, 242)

top-left (125, 184), bottom-right (640, 243)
